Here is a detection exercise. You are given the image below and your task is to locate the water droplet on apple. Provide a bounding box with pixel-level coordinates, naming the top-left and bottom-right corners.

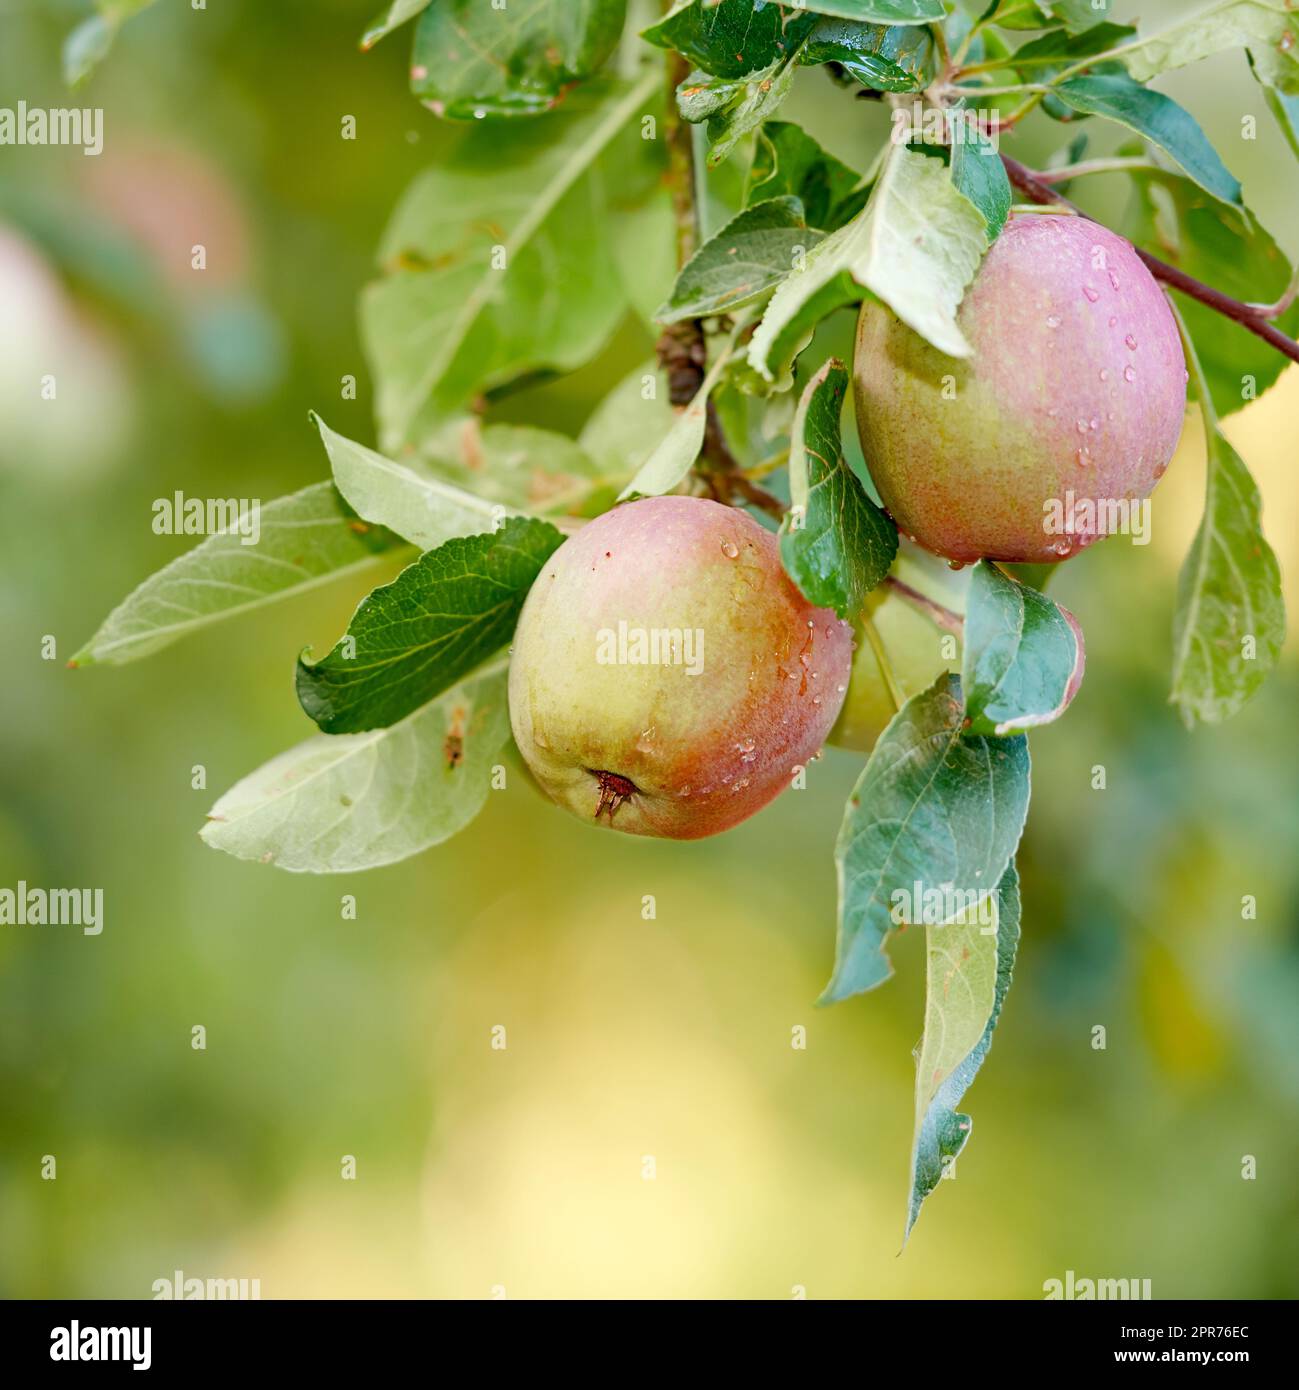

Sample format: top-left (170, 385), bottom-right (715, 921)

top-left (1083, 286), bottom-right (1100, 302)
top-left (1109, 271), bottom-right (1121, 291)
top-left (1124, 366), bottom-right (1136, 383)
top-left (1099, 368), bottom-right (1109, 382)
top-left (720, 539), bottom-right (739, 558)
top-left (1046, 314), bottom-right (1061, 329)
top-left (1109, 316), bottom-right (1118, 327)
top-left (1125, 334), bottom-right (1138, 351)
top-left (1076, 419), bottom-right (1089, 434)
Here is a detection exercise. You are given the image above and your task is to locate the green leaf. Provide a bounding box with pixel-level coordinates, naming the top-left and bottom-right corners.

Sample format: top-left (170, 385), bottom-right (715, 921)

top-left (1115, 0), bottom-right (1299, 93)
top-left (824, 673), bottom-right (1030, 1003)
top-left (682, 45), bottom-right (808, 168)
top-left (617, 317), bottom-right (751, 499)
top-left (1124, 168), bottom-right (1299, 417)
top-left (1170, 311), bottom-right (1285, 728)
top-left (297, 518), bottom-right (563, 735)
top-left (750, 143), bottom-right (988, 379)
top-left (962, 561), bottom-right (1084, 735)
top-left (642, 0), bottom-right (814, 79)
top-left (63, 0), bottom-right (158, 86)
top-left (1061, 0), bottom-right (1299, 112)
top-left (1249, 48), bottom-right (1299, 158)
top-left (779, 359), bottom-right (897, 617)
top-left (359, 0), bottom-right (432, 51)
top-left (1054, 75), bottom-right (1243, 209)
top-left (795, 0), bottom-right (946, 21)
top-left (745, 272), bottom-right (864, 388)
top-left (419, 422), bottom-right (615, 516)
top-left (658, 197), bottom-right (823, 322)
top-left (411, 0), bottom-right (627, 117)
top-left (315, 416), bottom-right (511, 552)
top-left (1043, 0), bottom-right (1117, 31)
top-left (800, 16), bottom-right (937, 93)
top-left (578, 362), bottom-right (678, 479)
top-left (202, 661), bottom-right (510, 874)
top-left (70, 484), bottom-right (405, 668)
top-left (978, 0), bottom-right (1057, 33)
top-left (907, 862), bottom-right (1021, 1240)
top-left (950, 127), bottom-right (1012, 242)
top-left (1006, 20), bottom-right (1135, 78)
top-left (362, 74), bottom-right (656, 452)
top-left (746, 121), bottom-right (869, 232)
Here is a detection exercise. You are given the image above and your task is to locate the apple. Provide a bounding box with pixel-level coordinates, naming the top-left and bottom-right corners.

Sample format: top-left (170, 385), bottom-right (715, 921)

top-left (853, 211), bottom-right (1187, 564)
top-left (508, 495), bottom-right (854, 839)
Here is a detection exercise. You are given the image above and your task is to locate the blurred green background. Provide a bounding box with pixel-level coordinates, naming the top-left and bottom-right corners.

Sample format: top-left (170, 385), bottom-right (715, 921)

top-left (1, 0), bottom-right (1297, 1299)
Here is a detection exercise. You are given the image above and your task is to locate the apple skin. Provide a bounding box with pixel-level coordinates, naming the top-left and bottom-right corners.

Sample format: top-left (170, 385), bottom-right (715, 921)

top-left (508, 495), bottom-right (854, 839)
top-left (830, 542), bottom-right (969, 753)
top-left (854, 212), bottom-right (1187, 564)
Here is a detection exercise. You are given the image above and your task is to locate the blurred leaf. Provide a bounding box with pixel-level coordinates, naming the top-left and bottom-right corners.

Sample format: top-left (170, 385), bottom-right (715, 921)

top-left (750, 143), bottom-right (987, 381)
top-left (362, 75), bottom-right (655, 451)
top-left (1124, 167), bottom-right (1299, 417)
top-left (1055, 75), bottom-right (1242, 209)
top-left (658, 197), bottom-right (823, 321)
top-left (1170, 317), bottom-right (1284, 728)
top-left (979, 0), bottom-right (1057, 32)
top-left (316, 416), bottom-right (508, 551)
top-left (360, 0), bottom-right (432, 51)
top-left (962, 560), bottom-right (1084, 735)
top-left (63, 0), bottom-right (158, 86)
top-left (297, 518), bottom-right (562, 734)
top-left (796, 0), bottom-right (946, 20)
top-left (746, 121), bottom-right (869, 231)
top-left (642, 0), bottom-right (814, 79)
top-left (779, 358), bottom-right (896, 617)
top-left (419, 422), bottom-right (615, 515)
top-left (1043, 0), bottom-right (1117, 30)
top-left (823, 673), bottom-right (1030, 1003)
top-left (907, 862), bottom-right (1021, 1240)
top-left (618, 317), bottom-right (751, 499)
top-left (579, 362), bottom-right (677, 479)
top-left (800, 16), bottom-right (937, 92)
top-left (1116, 1), bottom-right (1299, 93)
top-left (950, 127), bottom-right (1012, 242)
top-left (411, 0), bottom-right (627, 117)
top-left (71, 484), bottom-right (404, 668)
top-left (202, 661), bottom-right (509, 873)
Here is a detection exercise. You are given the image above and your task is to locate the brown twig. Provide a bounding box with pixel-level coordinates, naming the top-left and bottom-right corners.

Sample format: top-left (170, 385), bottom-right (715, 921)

top-left (1000, 154), bottom-right (1299, 368)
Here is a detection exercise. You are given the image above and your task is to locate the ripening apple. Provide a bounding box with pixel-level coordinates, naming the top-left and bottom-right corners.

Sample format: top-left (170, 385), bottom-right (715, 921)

top-left (508, 495), bottom-right (854, 839)
top-left (854, 211), bottom-right (1187, 564)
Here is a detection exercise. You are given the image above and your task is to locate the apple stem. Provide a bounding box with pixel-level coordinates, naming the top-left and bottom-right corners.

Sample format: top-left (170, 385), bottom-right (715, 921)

top-left (1001, 155), bottom-right (1299, 368)
top-left (882, 577), bottom-right (964, 638)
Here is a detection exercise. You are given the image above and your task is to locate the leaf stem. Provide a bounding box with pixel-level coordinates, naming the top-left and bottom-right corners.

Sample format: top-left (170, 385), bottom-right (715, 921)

top-left (1001, 155), bottom-right (1299, 368)
top-left (1034, 156), bottom-right (1157, 183)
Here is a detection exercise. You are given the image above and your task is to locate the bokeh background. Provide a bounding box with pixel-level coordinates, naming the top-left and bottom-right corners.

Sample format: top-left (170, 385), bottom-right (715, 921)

top-left (1, 0), bottom-right (1296, 1299)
